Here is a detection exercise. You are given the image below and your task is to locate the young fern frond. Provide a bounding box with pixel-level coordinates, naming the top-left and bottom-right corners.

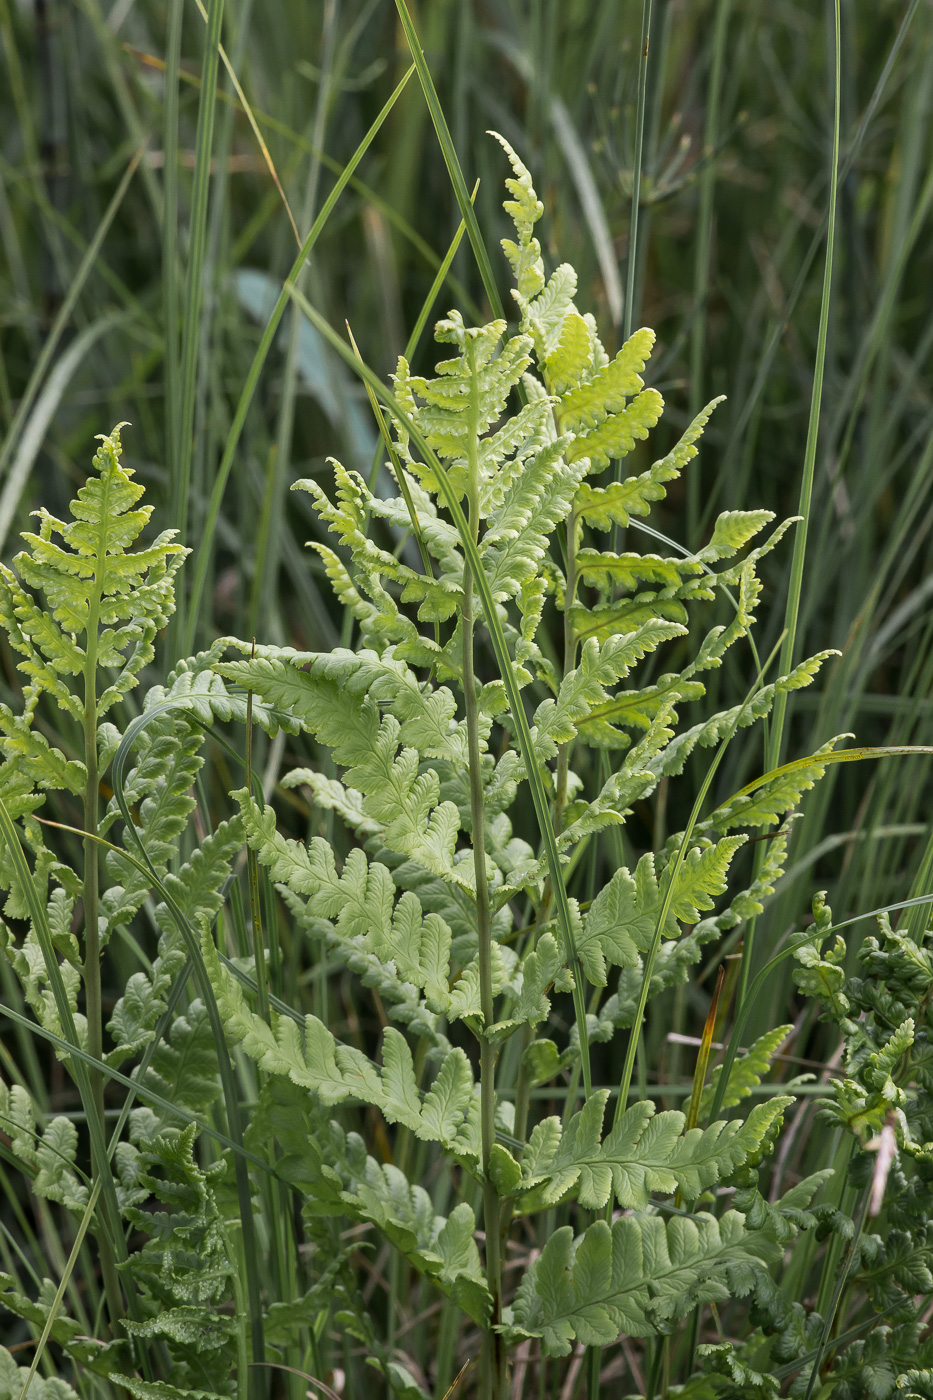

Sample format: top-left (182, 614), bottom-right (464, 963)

top-left (197, 138), bottom-right (842, 1394)
top-left (0, 431), bottom-right (254, 1383)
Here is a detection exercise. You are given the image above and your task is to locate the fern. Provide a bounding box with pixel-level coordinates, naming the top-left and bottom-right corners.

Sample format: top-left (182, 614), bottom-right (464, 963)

top-left (700, 1025), bottom-right (795, 1117)
top-left (0, 144), bottom-right (849, 1400)
top-left (193, 138), bottom-right (842, 1397)
top-left (513, 1091), bottom-right (792, 1213)
top-left (506, 1209), bottom-right (783, 1357)
top-left (0, 432), bottom-right (258, 1395)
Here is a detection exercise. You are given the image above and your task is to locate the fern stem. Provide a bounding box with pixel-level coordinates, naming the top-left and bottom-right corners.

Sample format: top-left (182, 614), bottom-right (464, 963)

top-left (515, 508), bottom-right (578, 1148)
top-left (244, 676), bottom-right (270, 1024)
top-left (82, 527), bottom-right (125, 1336)
top-left (462, 337), bottom-right (508, 1400)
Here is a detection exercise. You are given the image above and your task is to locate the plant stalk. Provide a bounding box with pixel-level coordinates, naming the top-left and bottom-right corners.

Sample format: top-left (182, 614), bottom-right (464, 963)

top-left (83, 549), bottom-right (124, 1334)
top-left (462, 337), bottom-right (508, 1400)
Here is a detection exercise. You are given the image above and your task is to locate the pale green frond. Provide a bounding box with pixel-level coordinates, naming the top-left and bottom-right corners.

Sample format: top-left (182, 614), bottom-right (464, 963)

top-left (0, 710), bottom-right (85, 795)
top-left (566, 388), bottom-right (665, 470)
top-left (0, 1341), bottom-right (83, 1400)
top-left (365, 474), bottom-right (463, 573)
top-left (572, 836), bottom-right (745, 988)
top-left (483, 450), bottom-right (590, 602)
top-left (576, 547), bottom-right (700, 593)
top-left (479, 398), bottom-right (556, 518)
top-left (281, 886), bottom-right (452, 1051)
top-left (0, 568), bottom-right (84, 720)
top-left (700, 1026), bottom-right (794, 1117)
top-left (14, 425), bottom-right (185, 647)
top-left (654, 652), bottom-right (837, 780)
top-left (483, 434), bottom-right (574, 549)
top-left (695, 509), bottom-right (775, 563)
top-left (202, 919), bottom-right (473, 1149)
top-left (0, 1082), bottom-right (88, 1212)
top-left (405, 317), bottom-right (532, 474)
top-left (489, 932), bottom-right (572, 1040)
top-left (100, 719), bottom-right (205, 942)
top-left (558, 327), bottom-right (656, 434)
top-left (419, 1049), bottom-right (474, 1143)
top-left (574, 397), bottom-right (725, 540)
top-left (283, 768), bottom-right (384, 842)
top-left (311, 541), bottom-right (377, 624)
top-left (524, 263), bottom-right (578, 357)
top-left (508, 1209), bottom-right (782, 1356)
top-left (233, 790), bottom-right (456, 1005)
top-left (139, 1000), bottom-right (220, 1127)
top-left (296, 464), bottom-right (463, 624)
top-left (516, 1094), bottom-right (791, 1215)
top-left (490, 129), bottom-right (545, 303)
top-left (106, 951), bottom-right (183, 1069)
top-left (714, 515), bottom-right (799, 586)
top-left (308, 1114), bottom-right (488, 1323)
top-left (532, 623), bottom-right (686, 762)
top-left (544, 310), bottom-right (594, 396)
top-left (691, 732), bottom-right (847, 836)
top-left (569, 593), bottom-right (689, 647)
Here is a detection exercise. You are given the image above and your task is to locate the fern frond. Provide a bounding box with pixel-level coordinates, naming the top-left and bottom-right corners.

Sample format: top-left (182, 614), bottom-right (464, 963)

top-left (233, 787), bottom-right (462, 999)
top-left (654, 653), bottom-right (837, 781)
top-left (281, 885), bottom-right (453, 1050)
top-left (100, 717), bottom-right (206, 942)
top-left (695, 731), bottom-right (847, 834)
top-left (531, 624), bottom-right (686, 762)
top-left (0, 1080), bottom-right (88, 1212)
top-left (516, 1092), bottom-right (792, 1213)
top-left (573, 398), bottom-right (725, 538)
top-left (6, 425), bottom-right (185, 701)
top-left (574, 838), bottom-right (746, 987)
top-left (0, 1292), bottom-right (123, 1384)
top-left (252, 1077), bottom-right (490, 1326)
top-left (507, 1209), bottom-right (782, 1356)
top-left (700, 1025), bottom-right (794, 1117)
top-left (490, 130), bottom-right (546, 304)
top-left (201, 919), bottom-right (478, 1160)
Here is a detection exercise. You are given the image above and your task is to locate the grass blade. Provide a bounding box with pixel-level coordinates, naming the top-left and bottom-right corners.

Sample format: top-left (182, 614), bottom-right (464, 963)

top-left (182, 63), bottom-right (415, 657)
top-left (0, 147), bottom-right (141, 493)
top-left (737, 0), bottom-right (842, 1008)
top-left (394, 0), bottom-right (505, 321)
top-left (168, 0), bottom-right (226, 653)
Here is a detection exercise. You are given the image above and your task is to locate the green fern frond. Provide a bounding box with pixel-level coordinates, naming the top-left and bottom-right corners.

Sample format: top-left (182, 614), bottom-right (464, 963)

top-left (0, 1080), bottom-right (88, 1211)
top-left (656, 653), bottom-right (837, 781)
top-left (490, 131), bottom-right (545, 303)
top-left (4, 425), bottom-right (185, 703)
top-left (574, 837), bottom-right (746, 987)
top-left (700, 1026), bottom-right (795, 1117)
top-left (516, 1091), bottom-right (792, 1213)
top-left (201, 918), bottom-right (479, 1160)
top-left (507, 1208), bottom-right (782, 1356)
top-left (575, 398), bottom-right (727, 542)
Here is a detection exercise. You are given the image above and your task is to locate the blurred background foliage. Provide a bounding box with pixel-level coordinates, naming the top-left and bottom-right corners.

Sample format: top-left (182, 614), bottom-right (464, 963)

top-left (1, 0), bottom-right (932, 1216)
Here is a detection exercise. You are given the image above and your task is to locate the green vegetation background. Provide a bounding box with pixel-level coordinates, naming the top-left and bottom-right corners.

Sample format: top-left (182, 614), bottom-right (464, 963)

top-left (1, 0), bottom-right (932, 1390)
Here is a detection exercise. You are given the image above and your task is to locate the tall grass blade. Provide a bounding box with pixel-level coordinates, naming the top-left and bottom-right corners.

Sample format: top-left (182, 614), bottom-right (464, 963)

top-left (394, 0), bottom-right (505, 321)
top-left (182, 64), bottom-right (415, 656)
top-left (737, 0), bottom-right (842, 1008)
top-left (168, 0), bottom-right (226, 656)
